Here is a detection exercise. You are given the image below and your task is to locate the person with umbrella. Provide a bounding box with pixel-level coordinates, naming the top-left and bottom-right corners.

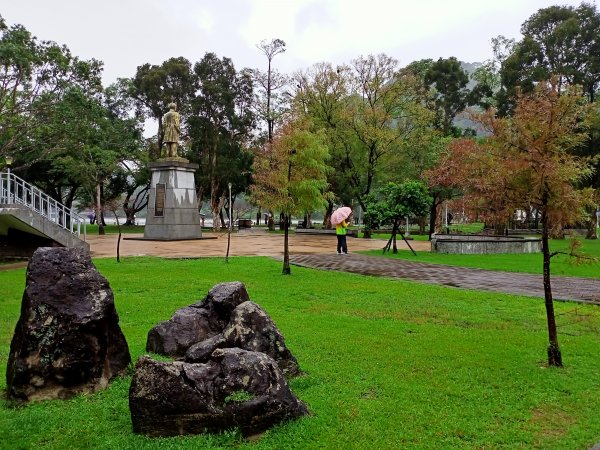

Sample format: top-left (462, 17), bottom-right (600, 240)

top-left (331, 206), bottom-right (352, 255)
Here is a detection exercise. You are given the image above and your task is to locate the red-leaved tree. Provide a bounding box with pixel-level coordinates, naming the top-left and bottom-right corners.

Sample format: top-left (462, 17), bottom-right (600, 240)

top-left (427, 80), bottom-right (595, 366)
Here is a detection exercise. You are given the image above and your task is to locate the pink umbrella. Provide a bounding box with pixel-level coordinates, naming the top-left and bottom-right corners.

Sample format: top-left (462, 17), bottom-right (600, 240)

top-left (330, 207), bottom-right (352, 226)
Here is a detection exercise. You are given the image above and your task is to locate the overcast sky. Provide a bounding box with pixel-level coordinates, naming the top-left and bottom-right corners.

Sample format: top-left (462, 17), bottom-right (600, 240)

top-left (2, 0), bottom-right (588, 85)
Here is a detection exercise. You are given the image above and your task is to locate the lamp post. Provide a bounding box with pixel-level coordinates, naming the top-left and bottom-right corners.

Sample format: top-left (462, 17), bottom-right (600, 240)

top-left (5, 155), bottom-right (13, 202)
top-left (226, 182), bottom-right (232, 263)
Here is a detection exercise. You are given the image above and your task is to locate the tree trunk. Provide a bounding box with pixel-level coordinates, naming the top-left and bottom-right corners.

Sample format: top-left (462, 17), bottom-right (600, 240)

top-left (428, 195), bottom-right (438, 240)
top-left (282, 213), bottom-right (291, 275)
top-left (585, 209), bottom-right (597, 239)
top-left (392, 219), bottom-right (399, 253)
top-left (323, 202), bottom-right (334, 229)
top-left (95, 183), bottom-right (105, 235)
top-left (211, 195), bottom-right (225, 232)
top-left (279, 212), bottom-right (285, 230)
top-left (541, 200), bottom-right (562, 367)
top-left (268, 210), bottom-right (275, 231)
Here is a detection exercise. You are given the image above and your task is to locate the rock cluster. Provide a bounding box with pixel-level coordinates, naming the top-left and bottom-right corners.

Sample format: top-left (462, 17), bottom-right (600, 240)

top-left (6, 247), bottom-right (131, 403)
top-left (146, 282), bottom-right (300, 376)
top-left (132, 282), bottom-right (307, 436)
top-left (130, 349), bottom-right (308, 437)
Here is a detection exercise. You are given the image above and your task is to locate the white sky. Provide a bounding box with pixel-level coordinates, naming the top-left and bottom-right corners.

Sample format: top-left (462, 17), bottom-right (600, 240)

top-left (2, 0), bottom-right (589, 86)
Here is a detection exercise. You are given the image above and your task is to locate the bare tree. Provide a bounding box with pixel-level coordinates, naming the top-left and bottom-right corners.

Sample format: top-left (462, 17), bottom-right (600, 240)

top-left (255, 38), bottom-right (288, 143)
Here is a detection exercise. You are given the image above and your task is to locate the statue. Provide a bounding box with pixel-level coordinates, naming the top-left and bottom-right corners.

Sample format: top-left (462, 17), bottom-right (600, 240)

top-left (162, 103), bottom-right (180, 158)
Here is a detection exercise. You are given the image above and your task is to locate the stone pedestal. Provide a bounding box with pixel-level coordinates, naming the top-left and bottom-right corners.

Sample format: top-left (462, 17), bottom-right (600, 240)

top-left (144, 159), bottom-right (202, 240)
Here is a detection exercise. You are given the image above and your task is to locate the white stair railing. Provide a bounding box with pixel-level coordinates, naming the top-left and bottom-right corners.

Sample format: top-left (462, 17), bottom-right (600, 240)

top-left (0, 171), bottom-right (86, 241)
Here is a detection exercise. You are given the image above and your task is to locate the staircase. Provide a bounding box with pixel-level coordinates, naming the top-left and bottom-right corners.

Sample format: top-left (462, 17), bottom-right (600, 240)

top-left (0, 171), bottom-right (89, 254)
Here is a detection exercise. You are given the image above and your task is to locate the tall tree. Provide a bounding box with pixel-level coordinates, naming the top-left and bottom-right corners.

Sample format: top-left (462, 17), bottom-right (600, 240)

top-left (293, 62), bottom-right (351, 225)
top-left (129, 57), bottom-right (195, 158)
top-left (0, 15), bottom-right (103, 163)
top-left (189, 53), bottom-right (255, 230)
top-left (254, 38), bottom-right (287, 143)
top-left (424, 57), bottom-right (473, 136)
top-left (501, 3), bottom-right (600, 104)
top-left (251, 118), bottom-right (330, 274)
top-left (429, 81), bottom-right (595, 366)
top-left (499, 3), bottom-right (600, 236)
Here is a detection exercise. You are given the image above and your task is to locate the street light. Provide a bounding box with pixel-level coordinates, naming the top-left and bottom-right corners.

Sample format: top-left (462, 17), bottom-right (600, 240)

top-left (226, 182), bottom-right (232, 263)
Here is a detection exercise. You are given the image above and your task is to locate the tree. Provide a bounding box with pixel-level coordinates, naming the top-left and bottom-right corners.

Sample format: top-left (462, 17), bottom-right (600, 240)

top-left (129, 57), bottom-right (195, 159)
top-left (293, 62), bottom-right (352, 226)
top-left (0, 15), bottom-right (103, 164)
top-left (424, 57), bottom-right (473, 136)
top-left (254, 38), bottom-right (287, 143)
top-left (430, 81), bottom-right (595, 366)
top-left (251, 118), bottom-right (330, 274)
top-left (498, 3), bottom-right (600, 237)
top-left (399, 57), bottom-right (479, 238)
top-left (189, 53), bottom-right (255, 231)
top-left (364, 181), bottom-right (432, 253)
top-left (501, 3), bottom-right (600, 104)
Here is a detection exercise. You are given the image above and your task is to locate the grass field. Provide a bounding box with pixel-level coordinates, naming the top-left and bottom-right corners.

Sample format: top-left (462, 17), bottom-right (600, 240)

top-left (1, 257), bottom-right (600, 449)
top-left (362, 238), bottom-right (600, 279)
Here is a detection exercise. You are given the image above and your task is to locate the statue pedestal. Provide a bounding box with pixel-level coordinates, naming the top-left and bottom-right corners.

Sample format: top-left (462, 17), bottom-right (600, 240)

top-left (144, 160), bottom-right (202, 240)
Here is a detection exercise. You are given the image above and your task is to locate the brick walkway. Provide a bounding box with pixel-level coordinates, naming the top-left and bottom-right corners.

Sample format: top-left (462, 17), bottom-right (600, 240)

top-left (289, 253), bottom-right (600, 304)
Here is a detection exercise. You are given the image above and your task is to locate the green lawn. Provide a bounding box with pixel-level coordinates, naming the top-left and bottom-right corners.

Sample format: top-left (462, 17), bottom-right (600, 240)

top-left (1, 257), bottom-right (600, 449)
top-left (362, 238), bottom-right (600, 279)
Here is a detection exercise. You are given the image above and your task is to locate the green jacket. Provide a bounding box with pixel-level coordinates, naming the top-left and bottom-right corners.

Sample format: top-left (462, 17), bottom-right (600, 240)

top-left (336, 220), bottom-right (348, 235)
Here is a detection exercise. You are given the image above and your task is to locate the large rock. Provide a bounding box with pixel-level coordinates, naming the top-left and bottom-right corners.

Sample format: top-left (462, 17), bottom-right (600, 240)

top-left (146, 282), bottom-right (249, 356)
top-left (129, 349), bottom-right (309, 437)
top-left (186, 301), bottom-right (301, 376)
top-left (6, 247), bottom-right (131, 403)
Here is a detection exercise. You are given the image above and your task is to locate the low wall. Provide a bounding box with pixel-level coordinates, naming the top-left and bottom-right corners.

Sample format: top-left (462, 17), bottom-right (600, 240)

top-left (294, 228), bottom-right (359, 237)
top-left (431, 234), bottom-right (541, 254)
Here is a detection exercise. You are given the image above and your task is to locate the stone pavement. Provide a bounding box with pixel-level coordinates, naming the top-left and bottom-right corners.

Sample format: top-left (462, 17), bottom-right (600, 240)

top-left (84, 229), bottom-right (411, 258)
top-left (289, 253), bottom-right (600, 305)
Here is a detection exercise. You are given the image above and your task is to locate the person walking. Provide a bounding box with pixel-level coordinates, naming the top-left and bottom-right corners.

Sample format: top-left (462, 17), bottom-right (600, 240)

top-left (336, 216), bottom-right (350, 255)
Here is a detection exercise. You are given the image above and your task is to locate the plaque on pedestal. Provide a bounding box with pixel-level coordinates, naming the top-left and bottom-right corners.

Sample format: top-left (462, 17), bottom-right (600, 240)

top-left (143, 159), bottom-right (203, 240)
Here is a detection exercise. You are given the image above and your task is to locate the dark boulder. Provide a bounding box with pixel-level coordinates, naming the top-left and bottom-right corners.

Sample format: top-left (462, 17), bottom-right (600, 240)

top-left (6, 247), bottom-right (131, 403)
top-left (129, 349), bottom-right (309, 437)
top-left (186, 301), bottom-right (301, 376)
top-left (146, 282), bottom-right (249, 357)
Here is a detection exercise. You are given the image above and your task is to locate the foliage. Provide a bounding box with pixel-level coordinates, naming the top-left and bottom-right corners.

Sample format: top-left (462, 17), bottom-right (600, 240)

top-left (251, 119), bottom-right (330, 217)
top-left (129, 57), bottom-right (195, 157)
top-left (429, 80), bottom-right (596, 366)
top-left (295, 55), bottom-right (434, 222)
top-left (0, 15), bottom-right (103, 159)
top-left (251, 118), bottom-right (330, 273)
top-left (2, 257), bottom-right (600, 448)
top-left (500, 3), bottom-right (600, 105)
top-left (363, 181), bottom-right (432, 229)
top-left (188, 53), bottom-right (255, 230)
top-left (223, 390), bottom-right (254, 404)
top-left (424, 57), bottom-right (476, 136)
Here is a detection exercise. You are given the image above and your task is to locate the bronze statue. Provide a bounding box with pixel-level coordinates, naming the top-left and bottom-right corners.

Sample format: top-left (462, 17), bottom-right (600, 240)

top-left (162, 103), bottom-right (180, 158)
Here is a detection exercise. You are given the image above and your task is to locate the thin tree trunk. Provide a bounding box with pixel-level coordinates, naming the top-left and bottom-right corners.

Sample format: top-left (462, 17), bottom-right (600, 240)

top-left (541, 199), bottom-right (562, 367)
top-left (428, 195), bottom-right (438, 240)
top-left (282, 213), bottom-right (291, 275)
top-left (95, 183), bottom-right (105, 235)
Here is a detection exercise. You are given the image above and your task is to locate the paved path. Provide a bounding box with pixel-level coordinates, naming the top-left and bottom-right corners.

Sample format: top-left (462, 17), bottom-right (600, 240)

top-left (289, 253), bottom-right (600, 304)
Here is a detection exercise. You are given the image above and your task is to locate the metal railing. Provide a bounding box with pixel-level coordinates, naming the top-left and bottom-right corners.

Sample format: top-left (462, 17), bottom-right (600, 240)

top-left (0, 171), bottom-right (86, 241)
